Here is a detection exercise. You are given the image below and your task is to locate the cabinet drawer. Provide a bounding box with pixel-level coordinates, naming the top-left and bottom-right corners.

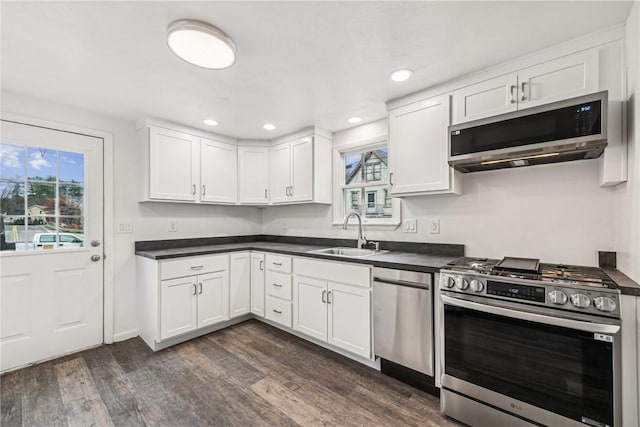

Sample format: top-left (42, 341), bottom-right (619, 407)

top-left (265, 254), bottom-right (292, 273)
top-left (160, 254), bottom-right (229, 280)
top-left (265, 296), bottom-right (292, 328)
top-left (266, 271), bottom-right (292, 300)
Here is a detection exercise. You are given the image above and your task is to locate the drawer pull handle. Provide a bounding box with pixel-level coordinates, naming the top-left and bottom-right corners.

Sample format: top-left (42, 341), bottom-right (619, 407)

top-left (272, 262), bottom-right (283, 266)
top-left (327, 291), bottom-right (332, 304)
top-left (273, 309), bottom-right (282, 315)
top-left (322, 290), bottom-right (327, 303)
top-left (272, 283), bottom-right (283, 288)
top-left (259, 260), bottom-right (264, 271)
top-left (190, 265), bottom-right (204, 270)
top-left (193, 283), bottom-right (197, 295)
top-left (199, 282), bottom-right (203, 294)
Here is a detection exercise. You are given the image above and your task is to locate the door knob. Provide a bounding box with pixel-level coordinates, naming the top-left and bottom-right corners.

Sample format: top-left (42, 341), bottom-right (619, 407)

top-left (91, 254), bottom-right (101, 262)
top-left (91, 240), bottom-right (101, 247)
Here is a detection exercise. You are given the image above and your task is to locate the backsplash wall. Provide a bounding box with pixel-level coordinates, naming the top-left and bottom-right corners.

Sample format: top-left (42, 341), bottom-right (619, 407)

top-left (262, 159), bottom-right (617, 266)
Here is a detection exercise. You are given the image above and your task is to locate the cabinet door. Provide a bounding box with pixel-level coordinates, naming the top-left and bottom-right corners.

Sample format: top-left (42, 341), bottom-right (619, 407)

top-left (389, 94), bottom-right (452, 195)
top-left (452, 73), bottom-right (518, 124)
top-left (238, 146), bottom-right (269, 204)
top-left (269, 143), bottom-right (291, 203)
top-left (197, 271), bottom-right (229, 328)
top-left (160, 277), bottom-right (197, 340)
top-left (293, 276), bottom-right (328, 341)
top-left (250, 253), bottom-right (265, 317)
top-left (229, 252), bottom-right (251, 318)
top-left (517, 50), bottom-right (599, 110)
top-left (200, 138), bottom-right (237, 204)
top-left (290, 138), bottom-right (313, 202)
top-left (327, 282), bottom-right (371, 358)
top-left (149, 127), bottom-right (198, 201)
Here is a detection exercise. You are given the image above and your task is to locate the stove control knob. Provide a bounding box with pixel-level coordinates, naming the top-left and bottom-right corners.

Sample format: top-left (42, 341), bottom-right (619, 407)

top-left (470, 279), bottom-right (484, 292)
top-left (593, 296), bottom-right (617, 313)
top-left (548, 290), bottom-right (568, 305)
top-left (444, 276), bottom-right (456, 288)
top-left (570, 293), bottom-right (591, 309)
top-left (456, 278), bottom-right (469, 291)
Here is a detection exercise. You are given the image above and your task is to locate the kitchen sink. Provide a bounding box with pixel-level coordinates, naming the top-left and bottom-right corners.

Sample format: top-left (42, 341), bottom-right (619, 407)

top-left (308, 247), bottom-right (386, 257)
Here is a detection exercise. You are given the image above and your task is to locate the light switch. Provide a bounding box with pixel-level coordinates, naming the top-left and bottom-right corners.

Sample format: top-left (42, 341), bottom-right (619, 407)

top-left (403, 219), bottom-right (417, 233)
top-left (117, 222), bottom-right (133, 233)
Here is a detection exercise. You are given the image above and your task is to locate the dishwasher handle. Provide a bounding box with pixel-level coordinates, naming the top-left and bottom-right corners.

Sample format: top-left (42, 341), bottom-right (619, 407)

top-left (373, 277), bottom-right (430, 290)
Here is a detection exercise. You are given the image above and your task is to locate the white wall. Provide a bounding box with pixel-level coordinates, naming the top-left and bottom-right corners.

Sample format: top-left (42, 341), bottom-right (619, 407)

top-left (263, 154), bottom-right (616, 265)
top-left (1, 92), bottom-right (263, 339)
top-left (615, 2), bottom-right (640, 283)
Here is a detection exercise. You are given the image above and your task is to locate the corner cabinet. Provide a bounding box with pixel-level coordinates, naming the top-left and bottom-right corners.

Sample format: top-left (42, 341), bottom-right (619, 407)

top-left (269, 128), bottom-right (333, 205)
top-left (238, 145), bottom-right (269, 204)
top-left (388, 94), bottom-right (461, 196)
top-left (139, 123), bottom-right (238, 204)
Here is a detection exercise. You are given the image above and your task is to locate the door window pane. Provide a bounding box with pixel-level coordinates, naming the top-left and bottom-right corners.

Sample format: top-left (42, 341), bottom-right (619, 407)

top-left (27, 182), bottom-right (56, 217)
top-left (27, 147), bottom-right (56, 181)
top-left (0, 143), bottom-right (25, 180)
top-left (59, 151), bottom-right (84, 183)
top-left (59, 184), bottom-right (83, 216)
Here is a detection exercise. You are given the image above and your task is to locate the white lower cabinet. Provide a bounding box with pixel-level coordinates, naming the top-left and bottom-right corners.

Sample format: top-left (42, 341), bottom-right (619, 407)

top-left (230, 252), bottom-right (251, 318)
top-left (293, 257), bottom-right (371, 359)
top-left (250, 252), bottom-right (265, 317)
top-left (137, 253), bottom-right (231, 349)
top-left (264, 254), bottom-right (294, 327)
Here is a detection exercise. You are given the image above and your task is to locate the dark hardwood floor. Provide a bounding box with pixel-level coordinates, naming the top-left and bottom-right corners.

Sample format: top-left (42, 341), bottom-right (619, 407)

top-left (1, 320), bottom-right (461, 426)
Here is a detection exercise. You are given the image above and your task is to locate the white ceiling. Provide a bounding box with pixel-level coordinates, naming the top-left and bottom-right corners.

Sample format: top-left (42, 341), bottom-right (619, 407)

top-left (1, 1), bottom-right (634, 139)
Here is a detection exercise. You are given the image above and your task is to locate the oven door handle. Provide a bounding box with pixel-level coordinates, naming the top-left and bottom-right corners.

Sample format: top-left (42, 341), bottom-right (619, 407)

top-left (441, 295), bottom-right (620, 334)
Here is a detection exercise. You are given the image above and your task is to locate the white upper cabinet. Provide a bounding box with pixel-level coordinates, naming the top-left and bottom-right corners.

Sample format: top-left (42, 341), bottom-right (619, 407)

top-left (200, 137), bottom-right (237, 204)
top-left (269, 142), bottom-right (292, 203)
top-left (452, 74), bottom-right (518, 124)
top-left (238, 146), bottom-right (269, 204)
top-left (269, 128), bottom-right (332, 205)
top-left (148, 126), bottom-right (198, 201)
top-left (388, 94), bottom-right (460, 196)
top-left (452, 50), bottom-right (599, 124)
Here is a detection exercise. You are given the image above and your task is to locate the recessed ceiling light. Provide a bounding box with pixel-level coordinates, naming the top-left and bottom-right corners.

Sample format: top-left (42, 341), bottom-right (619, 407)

top-left (203, 119), bottom-right (218, 126)
top-left (263, 124), bottom-right (276, 130)
top-left (390, 69), bottom-right (413, 82)
top-left (167, 20), bottom-right (236, 69)
top-left (347, 117), bottom-right (362, 124)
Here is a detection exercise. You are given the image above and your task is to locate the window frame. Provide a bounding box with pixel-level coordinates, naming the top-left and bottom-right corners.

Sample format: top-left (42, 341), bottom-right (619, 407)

top-left (332, 140), bottom-right (401, 227)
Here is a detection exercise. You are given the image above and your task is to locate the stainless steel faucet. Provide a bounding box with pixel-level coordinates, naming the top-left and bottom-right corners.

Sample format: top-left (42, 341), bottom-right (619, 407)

top-left (343, 211), bottom-right (367, 249)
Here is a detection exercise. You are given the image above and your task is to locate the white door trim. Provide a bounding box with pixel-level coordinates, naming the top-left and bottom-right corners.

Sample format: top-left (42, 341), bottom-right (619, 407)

top-left (0, 112), bottom-right (115, 344)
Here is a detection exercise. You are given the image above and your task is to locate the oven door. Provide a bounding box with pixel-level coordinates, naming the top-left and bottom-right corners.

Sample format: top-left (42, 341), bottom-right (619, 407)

top-left (441, 293), bottom-right (621, 427)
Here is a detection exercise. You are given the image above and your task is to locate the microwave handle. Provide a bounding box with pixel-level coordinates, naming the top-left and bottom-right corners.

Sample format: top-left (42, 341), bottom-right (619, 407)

top-left (441, 295), bottom-right (620, 335)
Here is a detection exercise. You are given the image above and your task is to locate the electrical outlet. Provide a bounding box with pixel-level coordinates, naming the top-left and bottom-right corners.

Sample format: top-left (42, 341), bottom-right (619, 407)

top-left (169, 221), bottom-right (177, 232)
top-left (403, 219), bottom-right (417, 233)
top-left (429, 219), bottom-right (440, 234)
top-left (117, 222), bottom-right (133, 233)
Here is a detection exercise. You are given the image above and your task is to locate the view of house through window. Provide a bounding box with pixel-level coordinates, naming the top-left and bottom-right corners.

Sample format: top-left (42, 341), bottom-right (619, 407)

top-left (343, 147), bottom-right (392, 219)
top-left (0, 143), bottom-right (85, 251)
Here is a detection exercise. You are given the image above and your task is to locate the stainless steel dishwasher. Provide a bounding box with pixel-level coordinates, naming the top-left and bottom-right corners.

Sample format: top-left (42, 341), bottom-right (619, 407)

top-left (372, 267), bottom-right (434, 390)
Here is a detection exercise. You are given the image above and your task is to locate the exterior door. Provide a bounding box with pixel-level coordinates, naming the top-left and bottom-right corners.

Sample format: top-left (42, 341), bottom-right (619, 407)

top-left (0, 120), bottom-right (104, 372)
top-left (293, 276), bottom-right (327, 341)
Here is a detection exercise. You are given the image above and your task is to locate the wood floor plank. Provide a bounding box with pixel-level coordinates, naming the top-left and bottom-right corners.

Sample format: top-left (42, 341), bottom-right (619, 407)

top-left (2, 319), bottom-right (457, 427)
top-left (55, 357), bottom-right (114, 427)
top-left (20, 360), bottom-right (68, 427)
top-left (0, 370), bottom-right (23, 427)
top-left (81, 346), bottom-right (146, 427)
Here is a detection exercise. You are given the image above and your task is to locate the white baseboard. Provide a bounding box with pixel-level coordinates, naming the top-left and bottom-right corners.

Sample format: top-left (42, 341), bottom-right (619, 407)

top-left (113, 328), bottom-right (139, 342)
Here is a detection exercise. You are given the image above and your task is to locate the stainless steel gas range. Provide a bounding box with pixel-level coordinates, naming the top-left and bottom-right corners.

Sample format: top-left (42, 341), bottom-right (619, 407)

top-left (439, 257), bottom-right (621, 427)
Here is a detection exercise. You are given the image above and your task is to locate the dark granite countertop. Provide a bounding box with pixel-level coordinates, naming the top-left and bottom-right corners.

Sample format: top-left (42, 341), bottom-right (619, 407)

top-left (603, 268), bottom-right (640, 296)
top-left (135, 236), bottom-right (463, 274)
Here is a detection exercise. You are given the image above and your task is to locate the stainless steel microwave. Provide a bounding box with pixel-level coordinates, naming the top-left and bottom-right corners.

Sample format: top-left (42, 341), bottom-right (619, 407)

top-left (448, 91), bottom-right (608, 173)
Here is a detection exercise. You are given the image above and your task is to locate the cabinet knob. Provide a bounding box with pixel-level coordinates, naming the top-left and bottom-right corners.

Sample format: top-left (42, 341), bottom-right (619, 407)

top-left (90, 254), bottom-right (101, 262)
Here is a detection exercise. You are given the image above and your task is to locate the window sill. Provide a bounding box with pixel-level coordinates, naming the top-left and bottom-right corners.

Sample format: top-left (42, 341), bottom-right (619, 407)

top-left (332, 219), bottom-right (401, 229)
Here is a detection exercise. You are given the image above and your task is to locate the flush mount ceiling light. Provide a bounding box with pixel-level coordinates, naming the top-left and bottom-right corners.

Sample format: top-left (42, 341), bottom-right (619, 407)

top-left (347, 117), bottom-right (362, 124)
top-left (203, 119), bottom-right (218, 126)
top-left (167, 20), bottom-right (236, 69)
top-left (390, 69), bottom-right (413, 82)
top-left (263, 123), bottom-right (276, 131)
